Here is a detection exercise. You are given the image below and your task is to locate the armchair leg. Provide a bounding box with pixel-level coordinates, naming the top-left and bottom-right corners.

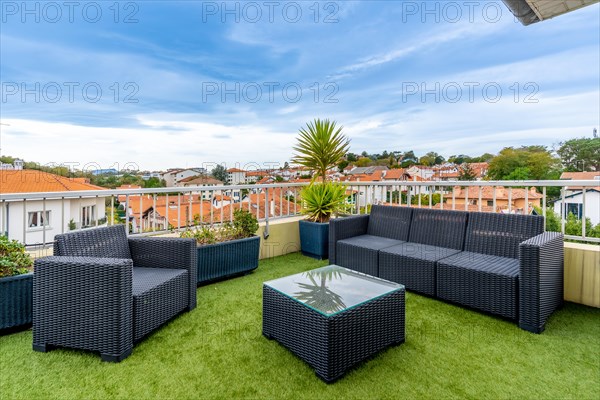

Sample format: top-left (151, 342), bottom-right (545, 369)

top-left (33, 343), bottom-right (53, 353)
top-left (519, 322), bottom-right (544, 334)
top-left (101, 348), bottom-right (132, 362)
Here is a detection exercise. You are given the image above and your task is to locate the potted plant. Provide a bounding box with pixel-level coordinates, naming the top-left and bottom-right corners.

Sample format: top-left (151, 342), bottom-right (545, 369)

top-left (181, 209), bottom-right (260, 284)
top-left (292, 118), bottom-right (350, 259)
top-left (0, 235), bottom-right (33, 331)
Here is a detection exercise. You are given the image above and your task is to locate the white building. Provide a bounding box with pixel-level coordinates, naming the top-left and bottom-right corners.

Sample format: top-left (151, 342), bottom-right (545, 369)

top-left (162, 168), bottom-right (206, 187)
top-left (554, 189), bottom-right (600, 225)
top-left (0, 170), bottom-right (107, 247)
top-left (227, 168), bottom-right (246, 185)
top-left (176, 176), bottom-right (225, 200)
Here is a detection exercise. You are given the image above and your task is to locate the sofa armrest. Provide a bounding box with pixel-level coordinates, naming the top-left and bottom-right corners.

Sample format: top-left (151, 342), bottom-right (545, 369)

top-left (33, 256), bottom-right (133, 360)
top-left (329, 215), bottom-right (369, 264)
top-left (518, 232), bottom-right (564, 333)
top-left (128, 237), bottom-right (197, 310)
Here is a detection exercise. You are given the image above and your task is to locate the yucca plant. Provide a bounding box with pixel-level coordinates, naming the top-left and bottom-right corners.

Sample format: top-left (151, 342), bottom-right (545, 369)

top-left (300, 182), bottom-right (347, 223)
top-left (292, 119), bottom-right (350, 183)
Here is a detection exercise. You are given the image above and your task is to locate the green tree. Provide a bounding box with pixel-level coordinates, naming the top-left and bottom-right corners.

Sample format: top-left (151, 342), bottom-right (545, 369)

top-left (458, 164), bottom-right (477, 181)
top-left (488, 146), bottom-right (560, 180)
top-left (337, 160), bottom-right (349, 173)
top-left (346, 153), bottom-right (358, 162)
top-left (143, 177), bottom-right (165, 188)
top-left (401, 150), bottom-right (417, 168)
top-left (449, 154), bottom-right (472, 164)
top-left (505, 167), bottom-right (531, 180)
top-left (356, 157), bottom-right (371, 167)
top-left (211, 165), bottom-right (227, 183)
top-left (292, 119), bottom-right (350, 183)
top-left (557, 137), bottom-right (600, 171)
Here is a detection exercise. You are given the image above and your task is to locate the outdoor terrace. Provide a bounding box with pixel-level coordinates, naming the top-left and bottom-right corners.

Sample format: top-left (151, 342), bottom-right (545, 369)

top-left (0, 180), bottom-right (599, 399)
top-left (1, 252), bottom-right (598, 399)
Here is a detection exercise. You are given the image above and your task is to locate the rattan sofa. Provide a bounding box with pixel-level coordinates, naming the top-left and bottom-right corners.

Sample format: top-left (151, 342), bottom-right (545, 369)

top-left (329, 205), bottom-right (564, 333)
top-left (33, 225), bottom-right (197, 361)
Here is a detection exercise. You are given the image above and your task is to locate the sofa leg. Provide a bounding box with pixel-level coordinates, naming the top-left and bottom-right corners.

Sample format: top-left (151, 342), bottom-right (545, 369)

top-left (519, 322), bottom-right (544, 334)
top-left (101, 348), bottom-right (132, 362)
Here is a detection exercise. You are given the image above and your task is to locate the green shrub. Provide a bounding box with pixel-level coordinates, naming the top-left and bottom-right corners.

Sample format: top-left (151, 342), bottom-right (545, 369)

top-left (180, 209), bottom-right (259, 245)
top-left (233, 209), bottom-right (259, 238)
top-left (0, 236), bottom-right (33, 278)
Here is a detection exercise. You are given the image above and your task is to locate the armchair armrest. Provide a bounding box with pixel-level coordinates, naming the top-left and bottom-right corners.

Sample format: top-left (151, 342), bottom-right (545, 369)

top-left (329, 215), bottom-right (369, 264)
top-left (518, 232), bottom-right (564, 333)
top-left (33, 256), bottom-right (133, 361)
top-left (128, 237), bottom-right (197, 310)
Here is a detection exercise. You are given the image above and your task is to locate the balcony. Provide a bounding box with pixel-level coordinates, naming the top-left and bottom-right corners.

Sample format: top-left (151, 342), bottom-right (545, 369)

top-left (1, 181), bottom-right (599, 398)
top-left (0, 251), bottom-right (598, 398)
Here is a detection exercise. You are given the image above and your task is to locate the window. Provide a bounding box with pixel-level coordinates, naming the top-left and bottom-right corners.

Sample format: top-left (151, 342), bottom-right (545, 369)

top-left (28, 211), bottom-right (50, 229)
top-left (81, 205), bottom-right (96, 228)
top-left (565, 203), bottom-right (582, 219)
top-left (487, 200), bottom-right (494, 207)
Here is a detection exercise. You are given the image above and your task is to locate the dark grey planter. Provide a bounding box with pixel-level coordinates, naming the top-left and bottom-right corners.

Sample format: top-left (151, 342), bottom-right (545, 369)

top-left (0, 272), bottom-right (33, 332)
top-left (196, 236), bottom-right (260, 284)
top-left (299, 220), bottom-right (329, 260)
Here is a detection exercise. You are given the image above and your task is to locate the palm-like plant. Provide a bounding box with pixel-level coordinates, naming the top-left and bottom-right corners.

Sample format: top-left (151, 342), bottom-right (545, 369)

top-left (294, 269), bottom-right (346, 314)
top-left (300, 181), bottom-right (347, 223)
top-left (292, 119), bottom-right (350, 183)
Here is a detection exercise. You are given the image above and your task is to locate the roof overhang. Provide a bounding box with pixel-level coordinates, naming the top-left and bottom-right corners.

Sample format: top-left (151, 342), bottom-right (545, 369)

top-left (502, 0), bottom-right (599, 25)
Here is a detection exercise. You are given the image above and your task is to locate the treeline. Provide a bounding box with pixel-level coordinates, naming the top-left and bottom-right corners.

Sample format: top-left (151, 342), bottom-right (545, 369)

top-left (340, 137), bottom-right (600, 180)
top-left (0, 156), bottom-right (165, 189)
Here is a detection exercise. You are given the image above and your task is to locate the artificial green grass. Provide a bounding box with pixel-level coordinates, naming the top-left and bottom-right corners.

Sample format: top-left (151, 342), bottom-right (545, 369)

top-left (1, 253), bottom-right (599, 399)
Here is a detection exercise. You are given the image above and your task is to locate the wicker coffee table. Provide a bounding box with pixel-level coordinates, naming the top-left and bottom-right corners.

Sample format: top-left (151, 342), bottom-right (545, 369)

top-left (263, 265), bottom-right (405, 382)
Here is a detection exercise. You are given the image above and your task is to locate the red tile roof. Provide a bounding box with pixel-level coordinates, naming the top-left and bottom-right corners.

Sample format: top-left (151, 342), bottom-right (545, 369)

top-left (0, 170), bottom-right (105, 193)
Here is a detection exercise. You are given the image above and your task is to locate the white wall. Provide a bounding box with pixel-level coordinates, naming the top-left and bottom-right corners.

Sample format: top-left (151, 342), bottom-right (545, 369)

top-left (2, 197), bottom-right (106, 246)
top-left (554, 191), bottom-right (600, 225)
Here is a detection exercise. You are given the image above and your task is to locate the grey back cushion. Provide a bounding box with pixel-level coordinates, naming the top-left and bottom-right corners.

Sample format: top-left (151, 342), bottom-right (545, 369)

top-left (408, 208), bottom-right (468, 250)
top-left (367, 205), bottom-right (413, 241)
top-left (465, 213), bottom-right (544, 259)
top-left (54, 225), bottom-right (132, 259)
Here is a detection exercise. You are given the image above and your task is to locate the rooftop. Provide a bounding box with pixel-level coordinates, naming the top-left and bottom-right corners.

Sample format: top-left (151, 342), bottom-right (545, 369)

top-left (1, 253), bottom-right (598, 399)
top-left (0, 170), bottom-right (105, 193)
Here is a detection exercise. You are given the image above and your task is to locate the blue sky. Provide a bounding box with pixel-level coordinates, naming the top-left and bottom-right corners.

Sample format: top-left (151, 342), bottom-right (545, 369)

top-left (1, 1), bottom-right (599, 171)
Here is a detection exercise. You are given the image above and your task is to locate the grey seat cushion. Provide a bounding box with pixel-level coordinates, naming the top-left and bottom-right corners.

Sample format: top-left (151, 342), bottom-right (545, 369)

top-left (381, 242), bottom-right (462, 262)
top-left (132, 267), bottom-right (189, 297)
top-left (437, 252), bottom-right (520, 319)
top-left (337, 235), bottom-right (403, 251)
top-left (379, 243), bottom-right (461, 296)
top-left (336, 235), bottom-right (404, 277)
top-left (438, 252), bottom-right (520, 277)
top-left (132, 267), bottom-right (189, 342)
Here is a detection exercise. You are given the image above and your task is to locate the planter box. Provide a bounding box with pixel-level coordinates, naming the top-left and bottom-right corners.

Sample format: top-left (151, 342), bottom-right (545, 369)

top-left (197, 236), bottom-right (260, 284)
top-left (299, 220), bottom-right (329, 260)
top-left (0, 273), bottom-right (33, 331)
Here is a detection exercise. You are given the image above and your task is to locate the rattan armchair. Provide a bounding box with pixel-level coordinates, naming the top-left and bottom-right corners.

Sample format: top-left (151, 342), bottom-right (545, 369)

top-left (33, 225), bottom-right (197, 361)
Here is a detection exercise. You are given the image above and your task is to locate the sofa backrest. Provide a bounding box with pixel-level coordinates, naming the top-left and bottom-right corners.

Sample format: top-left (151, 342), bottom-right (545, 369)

top-left (54, 225), bottom-right (132, 259)
top-left (465, 213), bottom-right (544, 259)
top-left (408, 209), bottom-right (468, 250)
top-left (367, 205), bottom-right (413, 241)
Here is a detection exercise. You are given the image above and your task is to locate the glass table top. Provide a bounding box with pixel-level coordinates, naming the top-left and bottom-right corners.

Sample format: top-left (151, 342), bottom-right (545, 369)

top-left (264, 265), bottom-right (404, 317)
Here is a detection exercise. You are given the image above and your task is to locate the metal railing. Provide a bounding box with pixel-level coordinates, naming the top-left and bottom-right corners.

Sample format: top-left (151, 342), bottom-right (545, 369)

top-left (1, 180), bottom-right (598, 249)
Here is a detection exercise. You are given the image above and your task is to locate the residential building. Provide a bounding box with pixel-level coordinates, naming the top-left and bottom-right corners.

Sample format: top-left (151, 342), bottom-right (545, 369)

top-left (245, 171), bottom-right (265, 184)
top-left (553, 189), bottom-right (600, 225)
top-left (176, 176), bottom-right (224, 200)
top-left (0, 169), bottom-right (107, 246)
top-left (0, 159), bottom-right (24, 170)
top-left (556, 171), bottom-right (600, 224)
top-left (227, 168), bottom-right (246, 185)
top-left (450, 186), bottom-right (542, 214)
top-left (162, 168), bottom-right (207, 187)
